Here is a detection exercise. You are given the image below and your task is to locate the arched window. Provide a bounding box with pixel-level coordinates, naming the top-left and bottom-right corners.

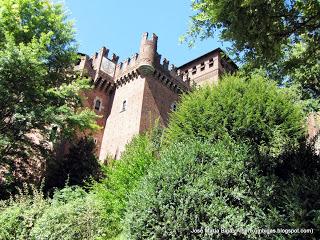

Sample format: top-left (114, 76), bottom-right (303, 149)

top-left (121, 100), bottom-right (127, 112)
top-left (94, 99), bottom-right (101, 111)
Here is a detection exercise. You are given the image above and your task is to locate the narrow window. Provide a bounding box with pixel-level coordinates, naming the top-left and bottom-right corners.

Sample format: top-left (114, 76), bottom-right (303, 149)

top-left (200, 62), bottom-right (205, 71)
top-left (94, 99), bottom-right (101, 111)
top-left (192, 66), bottom-right (197, 75)
top-left (183, 70), bottom-right (189, 81)
top-left (121, 100), bottom-right (127, 112)
top-left (209, 58), bottom-right (214, 68)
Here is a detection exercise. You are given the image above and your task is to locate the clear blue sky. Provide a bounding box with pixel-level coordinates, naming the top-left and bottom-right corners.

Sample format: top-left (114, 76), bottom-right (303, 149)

top-left (60, 0), bottom-right (230, 66)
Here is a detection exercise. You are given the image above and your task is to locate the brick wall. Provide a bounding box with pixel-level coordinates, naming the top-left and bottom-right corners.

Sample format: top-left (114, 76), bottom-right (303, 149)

top-left (99, 76), bottom-right (146, 160)
top-left (139, 75), bottom-right (180, 131)
top-left (81, 87), bottom-right (113, 156)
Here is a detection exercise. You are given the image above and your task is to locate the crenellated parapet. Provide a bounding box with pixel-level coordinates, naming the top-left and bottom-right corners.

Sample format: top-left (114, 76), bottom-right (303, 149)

top-left (75, 47), bottom-right (119, 93)
top-left (114, 53), bottom-right (140, 78)
top-left (113, 32), bottom-right (190, 92)
top-left (75, 32), bottom-right (194, 94)
top-left (137, 32), bottom-right (158, 76)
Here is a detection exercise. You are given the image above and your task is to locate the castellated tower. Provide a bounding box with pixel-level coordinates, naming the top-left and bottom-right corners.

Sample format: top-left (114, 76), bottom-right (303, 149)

top-left (137, 32), bottom-right (157, 76)
top-left (75, 46), bottom-right (119, 156)
top-left (99, 33), bottom-right (189, 160)
top-left (75, 32), bottom-right (237, 160)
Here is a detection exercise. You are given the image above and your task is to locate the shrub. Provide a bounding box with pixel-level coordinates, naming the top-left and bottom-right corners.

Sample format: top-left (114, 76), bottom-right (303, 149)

top-left (0, 185), bottom-right (109, 240)
top-left (124, 139), bottom-right (320, 239)
top-left (92, 127), bottom-right (162, 238)
top-left (124, 140), bottom-right (285, 239)
top-left (0, 126), bottom-right (163, 240)
top-left (0, 185), bottom-right (48, 240)
top-left (30, 187), bottom-right (108, 240)
top-left (166, 73), bottom-right (305, 159)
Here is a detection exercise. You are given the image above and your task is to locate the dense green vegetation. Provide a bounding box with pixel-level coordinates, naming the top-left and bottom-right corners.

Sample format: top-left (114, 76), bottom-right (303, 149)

top-left (0, 185), bottom-right (108, 240)
top-left (91, 127), bottom-right (161, 239)
top-left (0, 0), bottom-right (99, 197)
top-left (125, 75), bottom-right (320, 239)
top-left (183, 0), bottom-right (320, 110)
top-left (125, 140), bottom-right (320, 239)
top-left (0, 130), bottom-right (159, 240)
top-left (165, 74), bottom-right (305, 159)
top-left (0, 0), bottom-right (319, 239)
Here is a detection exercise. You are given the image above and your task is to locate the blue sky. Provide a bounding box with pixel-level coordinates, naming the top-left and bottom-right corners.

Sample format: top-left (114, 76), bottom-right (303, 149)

top-left (60, 0), bottom-right (230, 66)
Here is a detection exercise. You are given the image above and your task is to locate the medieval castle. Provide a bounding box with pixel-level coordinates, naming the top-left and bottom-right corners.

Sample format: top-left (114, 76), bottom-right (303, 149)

top-left (75, 32), bottom-right (237, 160)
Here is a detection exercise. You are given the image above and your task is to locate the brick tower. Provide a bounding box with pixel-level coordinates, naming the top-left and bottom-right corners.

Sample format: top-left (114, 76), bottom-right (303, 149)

top-left (99, 33), bottom-right (189, 159)
top-left (76, 32), bottom-right (237, 160)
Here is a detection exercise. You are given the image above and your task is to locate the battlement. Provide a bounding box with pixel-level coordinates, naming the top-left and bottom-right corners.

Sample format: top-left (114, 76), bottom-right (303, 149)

top-left (91, 47), bottom-right (119, 71)
top-left (177, 48), bottom-right (237, 86)
top-left (75, 47), bottom-right (119, 93)
top-left (113, 52), bottom-right (189, 92)
top-left (115, 53), bottom-right (140, 77)
top-left (109, 32), bottom-right (190, 92)
top-left (73, 32), bottom-right (238, 161)
top-left (75, 33), bottom-right (237, 93)
top-left (140, 32), bottom-right (158, 47)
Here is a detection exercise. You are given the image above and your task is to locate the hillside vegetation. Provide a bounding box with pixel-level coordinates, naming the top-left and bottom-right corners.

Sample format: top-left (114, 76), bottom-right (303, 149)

top-left (0, 0), bottom-right (319, 239)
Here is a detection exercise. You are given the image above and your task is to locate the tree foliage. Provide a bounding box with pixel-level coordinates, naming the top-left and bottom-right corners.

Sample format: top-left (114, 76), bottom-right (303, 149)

top-left (184, 0), bottom-right (320, 108)
top-left (92, 126), bottom-right (163, 239)
top-left (0, 185), bottom-right (109, 240)
top-left (166, 74), bottom-right (305, 159)
top-left (0, 0), bottom-right (98, 196)
top-left (124, 139), bottom-right (320, 239)
top-left (45, 137), bottom-right (103, 191)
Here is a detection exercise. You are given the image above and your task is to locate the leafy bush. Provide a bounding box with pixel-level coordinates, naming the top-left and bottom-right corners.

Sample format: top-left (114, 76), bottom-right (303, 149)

top-left (166, 73), bottom-right (305, 159)
top-left (92, 127), bottom-right (162, 239)
top-left (123, 76), bottom-right (320, 239)
top-left (0, 185), bottom-right (48, 240)
top-left (0, 185), bottom-right (108, 240)
top-left (30, 187), bottom-right (108, 240)
top-left (124, 139), bottom-right (320, 239)
top-left (0, 126), bottom-right (163, 240)
top-left (124, 140), bottom-right (273, 239)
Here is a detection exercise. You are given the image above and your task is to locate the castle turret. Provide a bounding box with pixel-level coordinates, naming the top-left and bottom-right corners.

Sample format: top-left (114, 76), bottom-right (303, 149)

top-left (138, 32), bottom-right (157, 76)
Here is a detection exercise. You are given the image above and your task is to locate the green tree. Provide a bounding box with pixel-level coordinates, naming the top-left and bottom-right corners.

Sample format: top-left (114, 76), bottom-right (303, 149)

top-left (184, 0), bottom-right (320, 109)
top-left (166, 74), bottom-right (305, 161)
top-left (92, 125), bottom-right (163, 239)
top-left (0, 0), bottom-right (98, 196)
top-left (125, 75), bottom-right (320, 239)
top-left (124, 139), bottom-right (320, 239)
top-left (45, 137), bottom-right (103, 191)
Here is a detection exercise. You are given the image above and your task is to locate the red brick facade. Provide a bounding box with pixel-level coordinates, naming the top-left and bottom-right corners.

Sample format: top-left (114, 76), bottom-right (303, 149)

top-left (76, 32), bottom-right (237, 160)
